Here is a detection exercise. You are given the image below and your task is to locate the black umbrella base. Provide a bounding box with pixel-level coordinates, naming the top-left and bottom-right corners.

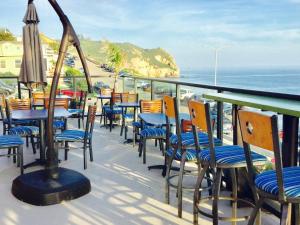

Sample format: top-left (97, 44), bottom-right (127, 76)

top-left (11, 167), bottom-right (91, 206)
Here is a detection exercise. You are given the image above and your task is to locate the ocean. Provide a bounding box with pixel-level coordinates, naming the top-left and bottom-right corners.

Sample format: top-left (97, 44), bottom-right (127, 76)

top-left (177, 68), bottom-right (300, 95)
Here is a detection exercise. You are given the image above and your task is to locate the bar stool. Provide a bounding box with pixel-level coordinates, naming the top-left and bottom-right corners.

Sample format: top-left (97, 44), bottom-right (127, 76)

top-left (164, 96), bottom-right (224, 218)
top-left (189, 100), bottom-right (267, 225)
top-left (238, 110), bottom-right (300, 225)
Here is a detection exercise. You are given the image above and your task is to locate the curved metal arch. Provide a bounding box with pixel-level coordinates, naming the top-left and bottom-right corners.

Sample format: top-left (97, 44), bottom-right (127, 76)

top-left (46, 0), bottom-right (92, 178)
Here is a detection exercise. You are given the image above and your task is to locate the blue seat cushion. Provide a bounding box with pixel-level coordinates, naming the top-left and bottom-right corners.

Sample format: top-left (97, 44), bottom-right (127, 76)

top-left (132, 121), bottom-right (153, 128)
top-left (123, 113), bottom-right (134, 119)
top-left (255, 167), bottom-right (300, 198)
top-left (68, 109), bottom-right (83, 114)
top-left (12, 119), bottom-right (37, 126)
top-left (170, 132), bottom-right (222, 147)
top-left (9, 126), bottom-right (39, 136)
top-left (140, 128), bottom-right (166, 138)
top-left (0, 135), bottom-right (23, 148)
top-left (53, 120), bottom-right (65, 129)
top-left (166, 148), bottom-right (197, 161)
top-left (199, 145), bottom-right (267, 165)
top-left (55, 130), bottom-right (90, 142)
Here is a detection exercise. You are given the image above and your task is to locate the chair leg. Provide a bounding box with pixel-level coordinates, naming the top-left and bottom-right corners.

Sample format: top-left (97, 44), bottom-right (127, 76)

top-left (64, 142), bottom-right (68, 160)
top-left (193, 164), bottom-right (209, 225)
top-left (26, 136), bottom-right (29, 147)
top-left (230, 168), bottom-right (238, 225)
top-left (83, 142), bottom-right (87, 169)
top-left (78, 117), bottom-right (81, 129)
top-left (125, 125), bottom-right (128, 140)
top-left (159, 139), bottom-right (164, 156)
top-left (30, 136), bottom-right (36, 154)
top-left (142, 138), bottom-right (147, 164)
top-left (120, 119), bottom-right (124, 136)
top-left (89, 139), bottom-right (93, 162)
top-left (109, 115), bottom-right (113, 132)
top-left (178, 151), bottom-right (187, 218)
top-left (280, 203), bottom-right (291, 225)
top-left (18, 145), bottom-right (23, 174)
top-left (247, 197), bottom-right (264, 225)
top-left (165, 155), bottom-right (172, 204)
top-left (13, 148), bottom-right (16, 163)
top-left (7, 148), bottom-right (11, 158)
top-left (212, 168), bottom-right (222, 225)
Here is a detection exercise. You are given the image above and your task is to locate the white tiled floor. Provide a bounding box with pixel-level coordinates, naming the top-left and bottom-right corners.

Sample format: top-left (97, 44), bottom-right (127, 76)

top-left (0, 119), bottom-right (278, 225)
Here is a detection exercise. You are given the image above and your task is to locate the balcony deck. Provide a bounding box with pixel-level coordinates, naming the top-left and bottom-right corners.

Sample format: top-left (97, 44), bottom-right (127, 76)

top-left (0, 119), bottom-right (278, 225)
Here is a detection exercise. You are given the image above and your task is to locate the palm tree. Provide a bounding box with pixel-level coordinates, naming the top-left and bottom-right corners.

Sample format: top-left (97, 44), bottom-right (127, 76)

top-left (107, 43), bottom-right (124, 91)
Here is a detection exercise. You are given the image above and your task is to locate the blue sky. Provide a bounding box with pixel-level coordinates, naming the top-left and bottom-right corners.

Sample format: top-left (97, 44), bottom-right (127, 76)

top-left (1, 0), bottom-right (300, 70)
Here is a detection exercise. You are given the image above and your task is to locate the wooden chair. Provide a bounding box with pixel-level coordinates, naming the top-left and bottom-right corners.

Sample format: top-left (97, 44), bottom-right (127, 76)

top-left (68, 91), bottom-right (87, 129)
top-left (55, 105), bottom-right (97, 169)
top-left (133, 99), bottom-right (162, 147)
top-left (44, 98), bottom-right (69, 109)
top-left (238, 110), bottom-right (300, 225)
top-left (5, 99), bottom-right (38, 154)
top-left (0, 135), bottom-right (24, 174)
top-left (137, 99), bottom-right (165, 164)
top-left (44, 98), bottom-right (69, 131)
top-left (189, 100), bottom-right (267, 224)
top-left (120, 93), bottom-right (138, 139)
top-left (0, 95), bottom-right (9, 135)
top-left (32, 92), bottom-right (48, 108)
top-left (99, 88), bottom-right (113, 126)
top-left (105, 91), bottom-right (126, 132)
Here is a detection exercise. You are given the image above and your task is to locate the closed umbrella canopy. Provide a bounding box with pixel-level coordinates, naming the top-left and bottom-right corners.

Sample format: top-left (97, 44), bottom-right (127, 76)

top-left (19, 1), bottom-right (47, 88)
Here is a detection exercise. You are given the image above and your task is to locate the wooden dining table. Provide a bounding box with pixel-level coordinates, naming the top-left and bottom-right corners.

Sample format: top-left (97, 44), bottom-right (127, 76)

top-left (11, 108), bottom-right (72, 168)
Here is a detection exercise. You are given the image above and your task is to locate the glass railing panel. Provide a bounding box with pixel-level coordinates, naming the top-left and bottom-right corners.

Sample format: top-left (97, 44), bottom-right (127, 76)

top-left (136, 79), bottom-right (151, 100)
top-left (123, 77), bottom-right (135, 93)
top-left (152, 81), bottom-right (176, 100)
top-left (0, 77), bottom-right (20, 98)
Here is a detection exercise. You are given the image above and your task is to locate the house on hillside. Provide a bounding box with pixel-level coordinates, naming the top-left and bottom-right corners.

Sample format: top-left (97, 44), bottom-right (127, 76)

top-left (0, 41), bottom-right (56, 76)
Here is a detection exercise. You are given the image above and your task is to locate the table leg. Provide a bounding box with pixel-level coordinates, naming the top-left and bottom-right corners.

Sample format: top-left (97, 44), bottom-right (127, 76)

top-left (23, 119), bottom-right (46, 168)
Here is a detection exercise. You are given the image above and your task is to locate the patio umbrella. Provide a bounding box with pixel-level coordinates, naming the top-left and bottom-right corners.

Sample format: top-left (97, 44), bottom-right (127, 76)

top-left (19, 0), bottom-right (47, 89)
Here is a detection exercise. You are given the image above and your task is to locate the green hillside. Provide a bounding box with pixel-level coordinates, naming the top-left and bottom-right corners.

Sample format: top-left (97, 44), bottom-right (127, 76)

top-left (40, 35), bottom-right (180, 77)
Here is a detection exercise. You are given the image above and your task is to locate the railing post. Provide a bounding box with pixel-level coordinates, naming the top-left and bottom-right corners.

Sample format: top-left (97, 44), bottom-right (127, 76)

top-left (216, 90), bottom-right (223, 141)
top-left (176, 84), bottom-right (181, 109)
top-left (122, 77), bottom-right (125, 93)
top-left (134, 78), bottom-right (137, 94)
top-left (73, 77), bottom-right (76, 98)
top-left (17, 79), bottom-right (21, 99)
top-left (151, 80), bottom-right (154, 100)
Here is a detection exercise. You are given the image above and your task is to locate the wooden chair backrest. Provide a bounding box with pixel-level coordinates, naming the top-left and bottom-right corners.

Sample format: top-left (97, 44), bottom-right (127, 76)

top-left (111, 92), bottom-right (124, 105)
top-left (44, 98), bottom-right (69, 110)
top-left (140, 99), bottom-right (163, 113)
top-left (8, 98), bottom-right (31, 111)
top-left (163, 95), bottom-right (176, 118)
top-left (85, 104), bottom-right (97, 135)
top-left (181, 119), bottom-right (193, 132)
top-left (100, 88), bottom-right (113, 96)
top-left (121, 93), bottom-right (138, 103)
top-left (32, 92), bottom-right (48, 105)
top-left (188, 100), bottom-right (209, 133)
top-left (238, 110), bottom-right (276, 151)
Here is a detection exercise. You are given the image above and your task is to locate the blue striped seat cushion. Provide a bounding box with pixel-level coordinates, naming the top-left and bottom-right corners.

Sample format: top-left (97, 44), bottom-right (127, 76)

top-left (132, 121), bottom-right (153, 128)
top-left (68, 109), bottom-right (83, 114)
top-left (0, 135), bottom-right (23, 148)
top-left (55, 130), bottom-right (91, 141)
top-left (105, 107), bottom-right (122, 114)
top-left (170, 132), bottom-right (222, 147)
top-left (9, 126), bottom-right (39, 136)
top-left (53, 120), bottom-right (65, 129)
top-left (199, 145), bottom-right (267, 165)
top-left (166, 148), bottom-right (197, 161)
top-left (140, 128), bottom-right (166, 138)
top-left (255, 167), bottom-right (300, 198)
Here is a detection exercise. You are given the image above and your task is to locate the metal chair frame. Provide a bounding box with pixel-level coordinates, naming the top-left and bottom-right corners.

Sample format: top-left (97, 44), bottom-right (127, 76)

top-left (238, 110), bottom-right (300, 225)
top-left (56, 105), bottom-right (97, 169)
